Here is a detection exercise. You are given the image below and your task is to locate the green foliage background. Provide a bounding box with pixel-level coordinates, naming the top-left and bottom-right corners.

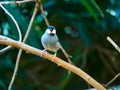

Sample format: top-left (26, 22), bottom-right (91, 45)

top-left (0, 0), bottom-right (120, 90)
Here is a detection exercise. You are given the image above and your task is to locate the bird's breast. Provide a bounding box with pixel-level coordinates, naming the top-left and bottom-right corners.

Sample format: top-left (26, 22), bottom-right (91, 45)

top-left (41, 33), bottom-right (60, 51)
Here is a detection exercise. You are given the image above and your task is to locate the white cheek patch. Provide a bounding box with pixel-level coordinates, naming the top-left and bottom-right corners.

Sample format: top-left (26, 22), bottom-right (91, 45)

top-left (46, 29), bottom-right (51, 34)
top-left (51, 29), bottom-right (56, 34)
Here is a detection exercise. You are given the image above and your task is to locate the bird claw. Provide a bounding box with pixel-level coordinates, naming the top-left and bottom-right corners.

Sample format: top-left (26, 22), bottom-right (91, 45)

top-left (41, 49), bottom-right (47, 56)
top-left (67, 54), bottom-right (72, 58)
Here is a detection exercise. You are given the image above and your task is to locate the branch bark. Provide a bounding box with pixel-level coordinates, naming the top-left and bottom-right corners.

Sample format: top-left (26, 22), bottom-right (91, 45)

top-left (8, 3), bottom-right (38, 90)
top-left (0, 0), bottom-right (35, 4)
top-left (0, 35), bottom-right (106, 90)
top-left (107, 36), bottom-right (120, 53)
top-left (0, 4), bottom-right (22, 54)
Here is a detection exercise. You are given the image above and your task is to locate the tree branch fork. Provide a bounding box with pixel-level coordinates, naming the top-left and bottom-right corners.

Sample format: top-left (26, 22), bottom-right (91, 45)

top-left (0, 35), bottom-right (106, 90)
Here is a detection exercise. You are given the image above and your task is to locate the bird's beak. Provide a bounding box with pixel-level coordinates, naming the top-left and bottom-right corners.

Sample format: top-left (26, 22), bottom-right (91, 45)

top-left (51, 29), bottom-right (56, 34)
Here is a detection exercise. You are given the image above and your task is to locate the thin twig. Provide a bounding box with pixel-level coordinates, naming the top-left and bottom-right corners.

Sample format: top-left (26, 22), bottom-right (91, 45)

top-left (107, 36), bottom-right (120, 53)
top-left (8, 3), bottom-right (38, 90)
top-left (0, 0), bottom-right (35, 4)
top-left (37, 0), bottom-right (50, 26)
top-left (0, 4), bottom-right (22, 54)
top-left (106, 36), bottom-right (120, 87)
top-left (104, 73), bottom-right (120, 87)
top-left (0, 35), bottom-right (106, 90)
top-left (59, 43), bottom-right (73, 64)
top-left (0, 5), bottom-right (22, 41)
top-left (0, 46), bottom-right (12, 55)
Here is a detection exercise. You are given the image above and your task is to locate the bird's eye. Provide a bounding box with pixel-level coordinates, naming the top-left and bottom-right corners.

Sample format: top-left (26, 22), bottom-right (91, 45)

top-left (52, 29), bottom-right (56, 34)
top-left (46, 29), bottom-right (51, 34)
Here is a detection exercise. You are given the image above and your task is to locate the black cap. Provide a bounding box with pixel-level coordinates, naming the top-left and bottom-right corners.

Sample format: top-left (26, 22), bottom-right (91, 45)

top-left (47, 26), bottom-right (55, 30)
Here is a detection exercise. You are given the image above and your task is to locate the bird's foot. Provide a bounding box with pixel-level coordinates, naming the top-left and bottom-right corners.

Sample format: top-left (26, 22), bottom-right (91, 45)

top-left (41, 49), bottom-right (47, 56)
top-left (66, 54), bottom-right (72, 59)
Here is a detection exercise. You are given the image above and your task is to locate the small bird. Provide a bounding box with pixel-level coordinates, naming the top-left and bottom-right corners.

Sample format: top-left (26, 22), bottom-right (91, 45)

top-left (41, 26), bottom-right (73, 64)
top-left (41, 26), bottom-right (60, 57)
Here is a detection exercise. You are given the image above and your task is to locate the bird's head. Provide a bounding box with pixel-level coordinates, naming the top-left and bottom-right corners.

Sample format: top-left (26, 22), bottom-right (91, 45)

top-left (46, 26), bottom-right (56, 35)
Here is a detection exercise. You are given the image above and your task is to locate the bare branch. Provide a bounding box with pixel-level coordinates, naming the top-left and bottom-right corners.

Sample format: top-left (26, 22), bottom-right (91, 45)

top-left (104, 73), bottom-right (120, 87)
top-left (0, 0), bottom-right (35, 4)
top-left (8, 3), bottom-right (38, 90)
top-left (0, 35), bottom-right (106, 90)
top-left (36, 0), bottom-right (50, 26)
top-left (0, 4), bottom-right (22, 54)
top-left (0, 4), bottom-right (22, 41)
top-left (59, 43), bottom-right (73, 64)
top-left (23, 4), bottom-right (38, 43)
top-left (0, 46), bottom-right (12, 55)
top-left (107, 36), bottom-right (120, 53)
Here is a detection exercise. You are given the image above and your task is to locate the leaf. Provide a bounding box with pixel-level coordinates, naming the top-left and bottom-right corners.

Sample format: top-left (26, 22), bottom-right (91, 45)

top-left (80, 0), bottom-right (99, 23)
top-left (91, 0), bottom-right (104, 17)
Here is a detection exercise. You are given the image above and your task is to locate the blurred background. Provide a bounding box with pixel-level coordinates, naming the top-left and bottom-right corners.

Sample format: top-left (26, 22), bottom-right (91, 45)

top-left (0, 0), bottom-right (120, 90)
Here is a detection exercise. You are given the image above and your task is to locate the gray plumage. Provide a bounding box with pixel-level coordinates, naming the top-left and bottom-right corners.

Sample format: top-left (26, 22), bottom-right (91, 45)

top-left (41, 26), bottom-right (60, 52)
top-left (41, 26), bottom-right (73, 65)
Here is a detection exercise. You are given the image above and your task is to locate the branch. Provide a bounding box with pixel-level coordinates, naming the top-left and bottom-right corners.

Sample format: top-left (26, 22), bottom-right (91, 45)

top-left (37, 0), bottom-right (50, 26)
top-left (106, 37), bottom-right (120, 87)
top-left (0, 0), bottom-right (35, 4)
top-left (8, 3), bottom-right (38, 90)
top-left (0, 4), bottom-right (22, 54)
top-left (0, 35), bottom-right (106, 90)
top-left (0, 4), bottom-right (22, 41)
top-left (0, 46), bottom-right (12, 55)
top-left (104, 73), bottom-right (120, 87)
top-left (107, 36), bottom-right (120, 53)
top-left (37, 0), bottom-right (73, 70)
top-left (59, 43), bottom-right (73, 64)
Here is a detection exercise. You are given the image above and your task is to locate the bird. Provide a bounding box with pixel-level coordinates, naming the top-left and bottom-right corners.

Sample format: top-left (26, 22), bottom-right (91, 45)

top-left (41, 26), bottom-right (60, 57)
top-left (41, 26), bottom-right (73, 64)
